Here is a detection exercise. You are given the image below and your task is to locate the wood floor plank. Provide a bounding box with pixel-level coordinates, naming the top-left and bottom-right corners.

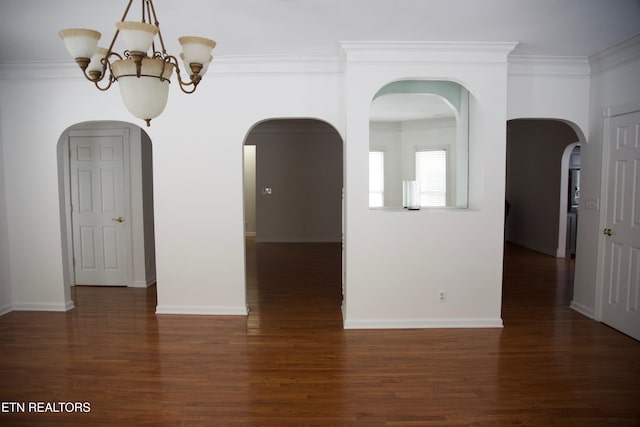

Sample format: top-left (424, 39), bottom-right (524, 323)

top-left (0, 241), bottom-right (639, 426)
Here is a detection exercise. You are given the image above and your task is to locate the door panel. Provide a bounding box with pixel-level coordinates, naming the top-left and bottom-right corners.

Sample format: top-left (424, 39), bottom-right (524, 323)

top-left (601, 111), bottom-right (640, 340)
top-left (70, 135), bottom-right (127, 286)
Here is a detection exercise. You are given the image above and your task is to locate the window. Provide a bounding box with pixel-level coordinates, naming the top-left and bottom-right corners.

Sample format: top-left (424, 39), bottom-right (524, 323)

top-left (416, 149), bottom-right (447, 207)
top-left (369, 151), bottom-right (384, 207)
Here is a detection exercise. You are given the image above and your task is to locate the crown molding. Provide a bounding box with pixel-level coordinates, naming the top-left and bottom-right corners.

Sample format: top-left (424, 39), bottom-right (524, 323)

top-left (0, 54), bottom-right (344, 80)
top-left (508, 55), bottom-right (590, 77)
top-left (0, 60), bottom-right (78, 79)
top-left (589, 33), bottom-right (640, 76)
top-left (340, 41), bottom-right (518, 64)
top-left (211, 54), bottom-right (344, 75)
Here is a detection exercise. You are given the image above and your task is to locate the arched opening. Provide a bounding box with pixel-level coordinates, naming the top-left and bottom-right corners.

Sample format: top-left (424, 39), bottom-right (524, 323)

top-left (505, 118), bottom-right (585, 258)
top-left (242, 118), bottom-right (344, 327)
top-left (369, 80), bottom-right (469, 209)
top-left (57, 121), bottom-right (156, 307)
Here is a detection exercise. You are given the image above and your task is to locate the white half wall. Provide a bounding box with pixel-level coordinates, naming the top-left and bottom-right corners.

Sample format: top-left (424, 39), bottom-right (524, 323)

top-left (341, 42), bottom-right (516, 328)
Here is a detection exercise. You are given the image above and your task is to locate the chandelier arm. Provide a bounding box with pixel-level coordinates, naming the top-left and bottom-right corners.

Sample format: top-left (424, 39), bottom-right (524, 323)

top-left (166, 55), bottom-right (199, 94)
top-left (93, 73), bottom-right (115, 92)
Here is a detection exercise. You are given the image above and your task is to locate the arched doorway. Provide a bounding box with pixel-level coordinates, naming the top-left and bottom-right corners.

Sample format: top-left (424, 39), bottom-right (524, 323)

top-left (505, 119), bottom-right (585, 258)
top-left (57, 121), bottom-right (156, 304)
top-left (242, 118), bottom-right (344, 323)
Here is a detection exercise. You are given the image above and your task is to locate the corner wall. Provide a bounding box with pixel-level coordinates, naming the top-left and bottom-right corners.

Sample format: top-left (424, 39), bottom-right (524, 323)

top-left (572, 36), bottom-right (640, 318)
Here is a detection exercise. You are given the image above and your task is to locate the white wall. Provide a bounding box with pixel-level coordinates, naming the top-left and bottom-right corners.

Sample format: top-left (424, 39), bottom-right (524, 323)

top-left (507, 57), bottom-right (590, 132)
top-left (342, 42), bottom-right (516, 328)
top-left (0, 61), bottom-right (345, 315)
top-left (152, 68), bottom-right (344, 315)
top-left (0, 109), bottom-right (13, 315)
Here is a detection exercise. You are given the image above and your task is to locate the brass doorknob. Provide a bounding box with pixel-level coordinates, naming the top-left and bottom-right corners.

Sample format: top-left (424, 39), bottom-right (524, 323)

top-left (112, 216), bottom-right (125, 223)
top-left (603, 228), bottom-right (612, 236)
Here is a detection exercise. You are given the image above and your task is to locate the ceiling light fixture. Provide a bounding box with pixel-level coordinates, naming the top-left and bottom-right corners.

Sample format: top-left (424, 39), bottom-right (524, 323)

top-left (59, 0), bottom-right (216, 126)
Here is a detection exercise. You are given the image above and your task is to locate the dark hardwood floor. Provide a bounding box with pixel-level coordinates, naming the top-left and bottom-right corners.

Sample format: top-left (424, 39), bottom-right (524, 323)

top-left (1, 241), bottom-right (639, 426)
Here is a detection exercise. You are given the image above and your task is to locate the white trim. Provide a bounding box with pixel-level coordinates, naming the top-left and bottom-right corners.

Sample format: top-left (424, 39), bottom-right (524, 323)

top-left (129, 280), bottom-right (150, 288)
top-left (0, 304), bottom-right (13, 316)
top-left (589, 33), bottom-right (640, 76)
top-left (594, 110), bottom-right (614, 322)
top-left (508, 55), bottom-right (590, 77)
top-left (155, 305), bottom-right (249, 316)
top-left (602, 101), bottom-right (640, 118)
top-left (343, 317), bottom-right (503, 329)
top-left (570, 301), bottom-right (595, 319)
top-left (212, 54), bottom-right (344, 75)
top-left (341, 41), bottom-right (518, 64)
top-left (506, 237), bottom-right (556, 258)
top-left (0, 60), bottom-right (77, 79)
top-left (250, 119), bottom-right (340, 135)
top-left (12, 302), bottom-right (74, 312)
top-left (256, 237), bottom-right (342, 243)
top-left (0, 55), bottom-right (345, 80)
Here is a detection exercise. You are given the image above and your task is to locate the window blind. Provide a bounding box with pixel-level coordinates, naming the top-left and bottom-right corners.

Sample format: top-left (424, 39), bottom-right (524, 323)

top-left (369, 151), bottom-right (384, 207)
top-left (416, 150), bottom-right (446, 207)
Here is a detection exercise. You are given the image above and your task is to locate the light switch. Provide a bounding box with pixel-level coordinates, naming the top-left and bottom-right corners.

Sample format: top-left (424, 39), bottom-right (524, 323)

top-left (262, 187), bottom-right (272, 195)
top-left (582, 196), bottom-right (599, 211)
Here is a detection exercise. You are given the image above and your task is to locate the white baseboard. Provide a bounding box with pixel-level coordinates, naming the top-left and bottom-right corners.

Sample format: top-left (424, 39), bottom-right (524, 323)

top-left (570, 301), bottom-right (595, 319)
top-left (506, 238), bottom-right (556, 257)
top-left (12, 302), bottom-right (73, 312)
top-left (0, 304), bottom-right (12, 316)
top-left (130, 278), bottom-right (156, 288)
top-left (155, 305), bottom-right (249, 316)
top-left (343, 317), bottom-right (504, 329)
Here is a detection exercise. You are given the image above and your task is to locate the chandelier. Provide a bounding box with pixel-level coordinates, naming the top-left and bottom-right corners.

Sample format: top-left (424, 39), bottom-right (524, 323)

top-left (59, 0), bottom-right (216, 126)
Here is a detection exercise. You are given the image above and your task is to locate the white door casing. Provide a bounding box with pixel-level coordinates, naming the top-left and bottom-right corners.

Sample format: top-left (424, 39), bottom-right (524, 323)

top-left (69, 129), bottom-right (131, 286)
top-left (600, 107), bottom-right (640, 341)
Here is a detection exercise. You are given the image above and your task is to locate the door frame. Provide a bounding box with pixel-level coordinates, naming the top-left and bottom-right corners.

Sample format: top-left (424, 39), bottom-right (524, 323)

top-left (61, 127), bottom-right (133, 287)
top-left (595, 101), bottom-right (640, 322)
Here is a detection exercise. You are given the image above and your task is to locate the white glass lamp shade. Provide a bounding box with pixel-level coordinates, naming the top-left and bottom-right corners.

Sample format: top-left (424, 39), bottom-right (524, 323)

top-left (179, 36), bottom-right (216, 68)
top-left (115, 21), bottom-right (158, 53)
top-left (180, 53), bottom-right (213, 75)
top-left (87, 47), bottom-right (108, 75)
top-left (112, 58), bottom-right (174, 123)
top-left (58, 28), bottom-right (101, 59)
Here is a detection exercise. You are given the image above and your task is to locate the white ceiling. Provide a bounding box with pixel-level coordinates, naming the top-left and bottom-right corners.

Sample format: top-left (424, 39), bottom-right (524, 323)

top-left (1, 0), bottom-right (639, 63)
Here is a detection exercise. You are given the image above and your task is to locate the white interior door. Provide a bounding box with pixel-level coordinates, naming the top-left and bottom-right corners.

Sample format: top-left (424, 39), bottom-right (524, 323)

top-left (70, 133), bottom-right (129, 286)
top-left (601, 109), bottom-right (640, 340)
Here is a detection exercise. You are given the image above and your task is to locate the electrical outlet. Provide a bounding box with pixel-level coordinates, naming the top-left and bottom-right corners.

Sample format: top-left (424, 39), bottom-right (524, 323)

top-left (439, 290), bottom-right (447, 303)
